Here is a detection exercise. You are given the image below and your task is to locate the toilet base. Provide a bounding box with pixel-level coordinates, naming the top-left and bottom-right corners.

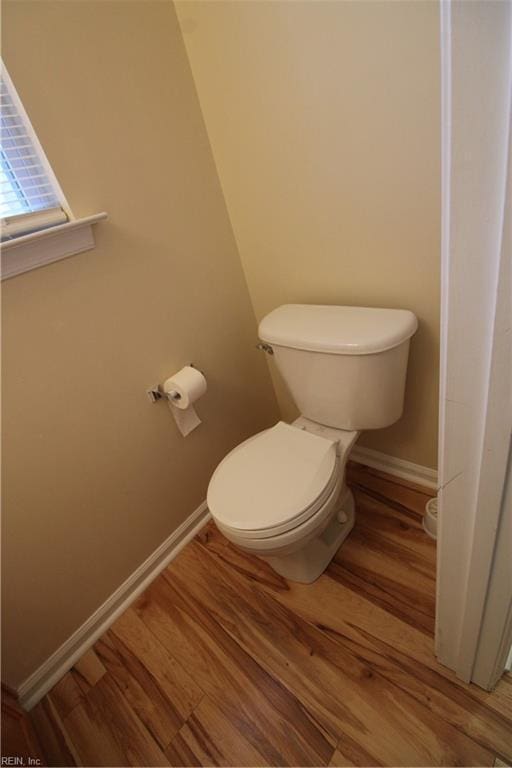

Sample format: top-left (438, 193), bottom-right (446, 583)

top-left (260, 487), bottom-right (355, 583)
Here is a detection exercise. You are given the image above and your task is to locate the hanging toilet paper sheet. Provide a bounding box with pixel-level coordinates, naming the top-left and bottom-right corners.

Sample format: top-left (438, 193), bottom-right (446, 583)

top-left (163, 365), bottom-right (207, 436)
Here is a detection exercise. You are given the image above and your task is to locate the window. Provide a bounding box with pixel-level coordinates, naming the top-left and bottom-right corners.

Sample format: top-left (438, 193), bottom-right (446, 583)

top-left (1, 64), bottom-right (68, 241)
top-left (0, 63), bottom-right (106, 280)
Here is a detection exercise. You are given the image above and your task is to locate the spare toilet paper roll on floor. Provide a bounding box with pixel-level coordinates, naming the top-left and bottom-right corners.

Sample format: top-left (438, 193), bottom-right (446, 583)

top-left (163, 366), bottom-right (207, 436)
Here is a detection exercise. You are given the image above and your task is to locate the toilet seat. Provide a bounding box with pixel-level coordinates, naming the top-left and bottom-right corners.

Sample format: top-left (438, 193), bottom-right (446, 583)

top-left (207, 421), bottom-right (338, 539)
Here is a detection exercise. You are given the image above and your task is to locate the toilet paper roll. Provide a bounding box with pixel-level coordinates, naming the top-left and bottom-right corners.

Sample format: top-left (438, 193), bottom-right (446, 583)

top-left (163, 366), bottom-right (207, 436)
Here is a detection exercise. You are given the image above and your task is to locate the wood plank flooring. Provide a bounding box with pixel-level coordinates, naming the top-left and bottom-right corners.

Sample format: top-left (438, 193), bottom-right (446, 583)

top-left (29, 463), bottom-right (512, 767)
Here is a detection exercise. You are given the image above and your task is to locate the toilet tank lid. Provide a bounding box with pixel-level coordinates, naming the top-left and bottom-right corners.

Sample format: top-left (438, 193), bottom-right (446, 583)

top-left (259, 304), bottom-right (418, 355)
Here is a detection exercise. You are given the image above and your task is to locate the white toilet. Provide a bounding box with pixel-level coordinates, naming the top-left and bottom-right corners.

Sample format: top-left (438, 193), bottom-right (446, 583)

top-left (207, 304), bottom-right (418, 583)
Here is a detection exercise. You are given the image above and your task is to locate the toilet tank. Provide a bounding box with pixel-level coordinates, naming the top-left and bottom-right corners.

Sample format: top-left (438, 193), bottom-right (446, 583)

top-left (259, 304), bottom-right (418, 431)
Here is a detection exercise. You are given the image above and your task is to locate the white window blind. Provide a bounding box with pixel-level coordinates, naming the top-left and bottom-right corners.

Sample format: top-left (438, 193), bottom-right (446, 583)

top-left (1, 64), bottom-right (68, 241)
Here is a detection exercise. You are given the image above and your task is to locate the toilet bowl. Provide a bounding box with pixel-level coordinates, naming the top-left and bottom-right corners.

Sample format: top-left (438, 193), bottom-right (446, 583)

top-left (207, 418), bottom-right (359, 583)
top-left (207, 304), bottom-right (418, 583)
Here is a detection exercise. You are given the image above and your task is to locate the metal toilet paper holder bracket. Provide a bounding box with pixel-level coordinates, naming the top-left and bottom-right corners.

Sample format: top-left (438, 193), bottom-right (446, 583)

top-left (146, 386), bottom-right (181, 404)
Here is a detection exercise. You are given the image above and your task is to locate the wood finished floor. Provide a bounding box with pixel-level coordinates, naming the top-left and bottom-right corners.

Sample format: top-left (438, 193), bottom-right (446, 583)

top-left (30, 463), bottom-right (512, 767)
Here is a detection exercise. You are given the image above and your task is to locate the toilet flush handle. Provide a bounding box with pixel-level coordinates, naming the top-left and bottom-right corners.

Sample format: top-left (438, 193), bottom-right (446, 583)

top-left (256, 343), bottom-right (274, 355)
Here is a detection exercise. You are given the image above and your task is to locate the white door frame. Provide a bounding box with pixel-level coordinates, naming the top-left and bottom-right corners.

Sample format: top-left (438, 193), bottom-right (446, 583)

top-left (471, 453), bottom-right (512, 688)
top-left (436, 0), bottom-right (512, 689)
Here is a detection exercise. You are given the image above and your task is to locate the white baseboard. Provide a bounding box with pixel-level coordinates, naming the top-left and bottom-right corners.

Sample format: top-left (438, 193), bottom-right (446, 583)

top-left (17, 501), bottom-right (211, 711)
top-left (350, 445), bottom-right (438, 491)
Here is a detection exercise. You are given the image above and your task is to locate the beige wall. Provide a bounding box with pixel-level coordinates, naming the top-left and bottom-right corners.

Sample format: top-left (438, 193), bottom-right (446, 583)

top-left (175, 0), bottom-right (441, 468)
top-left (1, 0), bottom-right (278, 689)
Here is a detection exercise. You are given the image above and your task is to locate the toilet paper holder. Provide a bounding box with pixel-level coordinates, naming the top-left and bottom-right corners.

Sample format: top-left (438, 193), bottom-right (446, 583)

top-left (146, 363), bottom-right (202, 404)
top-left (146, 386), bottom-right (180, 404)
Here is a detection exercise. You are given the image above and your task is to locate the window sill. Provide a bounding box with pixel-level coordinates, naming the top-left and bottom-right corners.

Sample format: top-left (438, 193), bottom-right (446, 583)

top-left (1, 212), bottom-right (108, 280)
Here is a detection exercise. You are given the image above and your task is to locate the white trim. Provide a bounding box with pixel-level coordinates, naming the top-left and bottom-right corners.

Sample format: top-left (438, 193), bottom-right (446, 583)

top-left (350, 445), bottom-right (438, 490)
top-left (437, 0), bottom-right (451, 492)
top-left (454, 5), bottom-right (512, 682)
top-left (16, 501), bottom-right (211, 711)
top-left (436, 0), bottom-right (512, 687)
top-left (1, 213), bottom-right (108, 279)
top-left (470, 440), bottom-right (512, 689)
top-left (436, 0), bottom-right (452, 670)
top-left (506, 642), bottom-right (512, 673)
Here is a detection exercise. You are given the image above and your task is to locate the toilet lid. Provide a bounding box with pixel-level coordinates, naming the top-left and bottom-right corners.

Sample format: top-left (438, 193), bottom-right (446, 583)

top-left (207, 422), bottom-right (337, 536)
